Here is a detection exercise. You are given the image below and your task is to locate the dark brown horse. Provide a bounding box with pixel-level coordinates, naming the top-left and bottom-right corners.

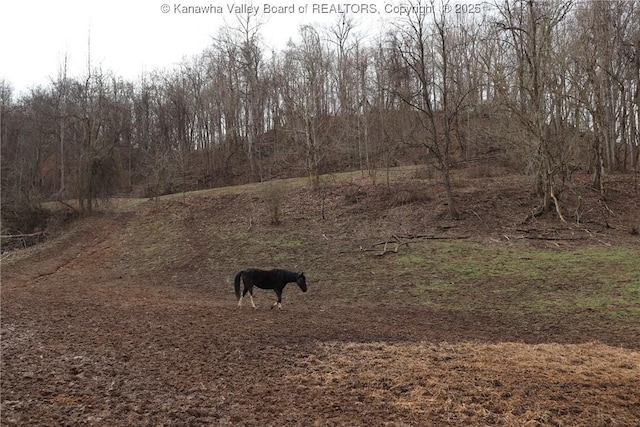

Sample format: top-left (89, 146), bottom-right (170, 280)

top-left (234, 268), bottom-right (307, 309)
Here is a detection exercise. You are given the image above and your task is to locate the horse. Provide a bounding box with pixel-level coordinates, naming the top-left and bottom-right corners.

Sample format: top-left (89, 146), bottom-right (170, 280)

top-left (234, 268), bottom-right (307, 309)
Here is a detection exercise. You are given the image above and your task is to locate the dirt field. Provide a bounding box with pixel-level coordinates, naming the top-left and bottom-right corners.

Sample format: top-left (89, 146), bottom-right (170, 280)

top-left (2, 173), bottom-right (639, 426)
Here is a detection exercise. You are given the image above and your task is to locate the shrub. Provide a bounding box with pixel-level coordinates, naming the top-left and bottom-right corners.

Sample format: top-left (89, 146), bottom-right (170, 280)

top-left (262, 181), bottom-right (288, 225)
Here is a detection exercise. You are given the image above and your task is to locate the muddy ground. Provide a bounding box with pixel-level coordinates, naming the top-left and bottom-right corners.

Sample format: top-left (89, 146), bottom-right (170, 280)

top-left (2, 173), bottom-right (639, 426)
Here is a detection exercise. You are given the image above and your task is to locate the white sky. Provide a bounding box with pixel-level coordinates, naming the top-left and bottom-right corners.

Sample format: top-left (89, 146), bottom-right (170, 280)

top-left (1, 0), bottom-right (422, 95)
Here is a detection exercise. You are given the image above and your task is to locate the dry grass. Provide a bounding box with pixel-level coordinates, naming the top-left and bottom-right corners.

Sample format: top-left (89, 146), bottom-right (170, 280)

top-left (288, 341), bottom-right (640, 426)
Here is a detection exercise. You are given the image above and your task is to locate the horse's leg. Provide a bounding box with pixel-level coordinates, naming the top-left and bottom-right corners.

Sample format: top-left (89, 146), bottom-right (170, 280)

top-left (237, 285), bottom-right (246, 308)
top-left (271, 288), bottom-right (283, 310)
top-left (238, 286), bottom-right (248, 308)
top-left (248, 287), bottom-right (257, 309)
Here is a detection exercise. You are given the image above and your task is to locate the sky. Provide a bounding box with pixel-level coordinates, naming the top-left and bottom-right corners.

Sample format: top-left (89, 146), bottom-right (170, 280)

top-left (0, 0), bottom-right (412, 95)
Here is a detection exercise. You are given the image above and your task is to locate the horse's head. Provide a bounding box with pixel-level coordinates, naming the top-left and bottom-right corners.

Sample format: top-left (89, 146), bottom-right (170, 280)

top-left (297, 272), bottom-right (308, 292)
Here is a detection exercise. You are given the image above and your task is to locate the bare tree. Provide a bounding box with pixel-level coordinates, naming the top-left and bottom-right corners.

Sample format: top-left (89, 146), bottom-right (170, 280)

top-left (569, 0), bottom-right (639, 194)
top-left (283, 25), bottom-right (331, 188)
top-left (494, 0), bottom-right (573, 220)
top-left (51, 54), bottom-right (71, 196)
top-left (389, 0), bottom-right (479, 218)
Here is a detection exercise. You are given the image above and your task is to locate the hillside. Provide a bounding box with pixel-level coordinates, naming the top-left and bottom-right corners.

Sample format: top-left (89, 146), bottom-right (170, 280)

top-left (2, 172), bottom-right (639, 426)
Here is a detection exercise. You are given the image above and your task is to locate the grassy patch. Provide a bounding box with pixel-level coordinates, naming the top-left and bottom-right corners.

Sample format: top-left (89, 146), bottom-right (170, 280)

top-left (387, 242), bottom-right (640, 318)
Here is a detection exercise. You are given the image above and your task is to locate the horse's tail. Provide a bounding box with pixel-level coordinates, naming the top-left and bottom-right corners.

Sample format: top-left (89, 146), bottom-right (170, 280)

top-left (234, 270), bottom-right (243, 300)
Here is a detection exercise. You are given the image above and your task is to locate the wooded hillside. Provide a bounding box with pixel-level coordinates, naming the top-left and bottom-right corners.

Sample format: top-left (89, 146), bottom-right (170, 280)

top-left (2, 0), bottom-right (639, 230)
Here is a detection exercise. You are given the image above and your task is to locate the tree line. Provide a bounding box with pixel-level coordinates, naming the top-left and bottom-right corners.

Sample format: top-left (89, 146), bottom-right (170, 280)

top-left (1, 0), bottom-right (639, 228)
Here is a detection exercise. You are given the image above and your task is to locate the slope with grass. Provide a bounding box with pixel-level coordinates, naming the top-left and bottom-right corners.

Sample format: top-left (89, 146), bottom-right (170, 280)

top-left (2, 172), bottom-right (639, 426)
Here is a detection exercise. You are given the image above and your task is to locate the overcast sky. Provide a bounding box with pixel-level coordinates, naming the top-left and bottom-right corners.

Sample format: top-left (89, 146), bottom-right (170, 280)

top-left (0, 0), bottom-right (422, 95)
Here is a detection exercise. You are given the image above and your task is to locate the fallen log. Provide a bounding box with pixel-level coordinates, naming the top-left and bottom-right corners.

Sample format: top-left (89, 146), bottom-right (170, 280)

top-left (1, 231), bottom-right (46, 239)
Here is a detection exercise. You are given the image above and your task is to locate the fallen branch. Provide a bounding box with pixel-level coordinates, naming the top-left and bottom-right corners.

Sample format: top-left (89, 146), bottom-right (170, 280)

top-left (372, 233), bottom-right (469, 246)
top-left (515, 234), bottom-right (588, 241)
top-left (371, 232), bottom-right (471, 256)
top-left (376, 241), bottom-right (402, 256)
top-left (396, 234), bottom-right (470, 241)
top-left (1, 232), bottom-right (46, 239)
top-left (514, 228), bottom-right (590, 241)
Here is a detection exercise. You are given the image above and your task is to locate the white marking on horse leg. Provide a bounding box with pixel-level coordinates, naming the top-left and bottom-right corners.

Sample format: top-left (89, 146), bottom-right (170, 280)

top-left (249, 294), bottom-right (256, 309)
top-left (277, 302), bottom-right (282, 310)
top-left (237, 296), bottom-right (243, 307)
